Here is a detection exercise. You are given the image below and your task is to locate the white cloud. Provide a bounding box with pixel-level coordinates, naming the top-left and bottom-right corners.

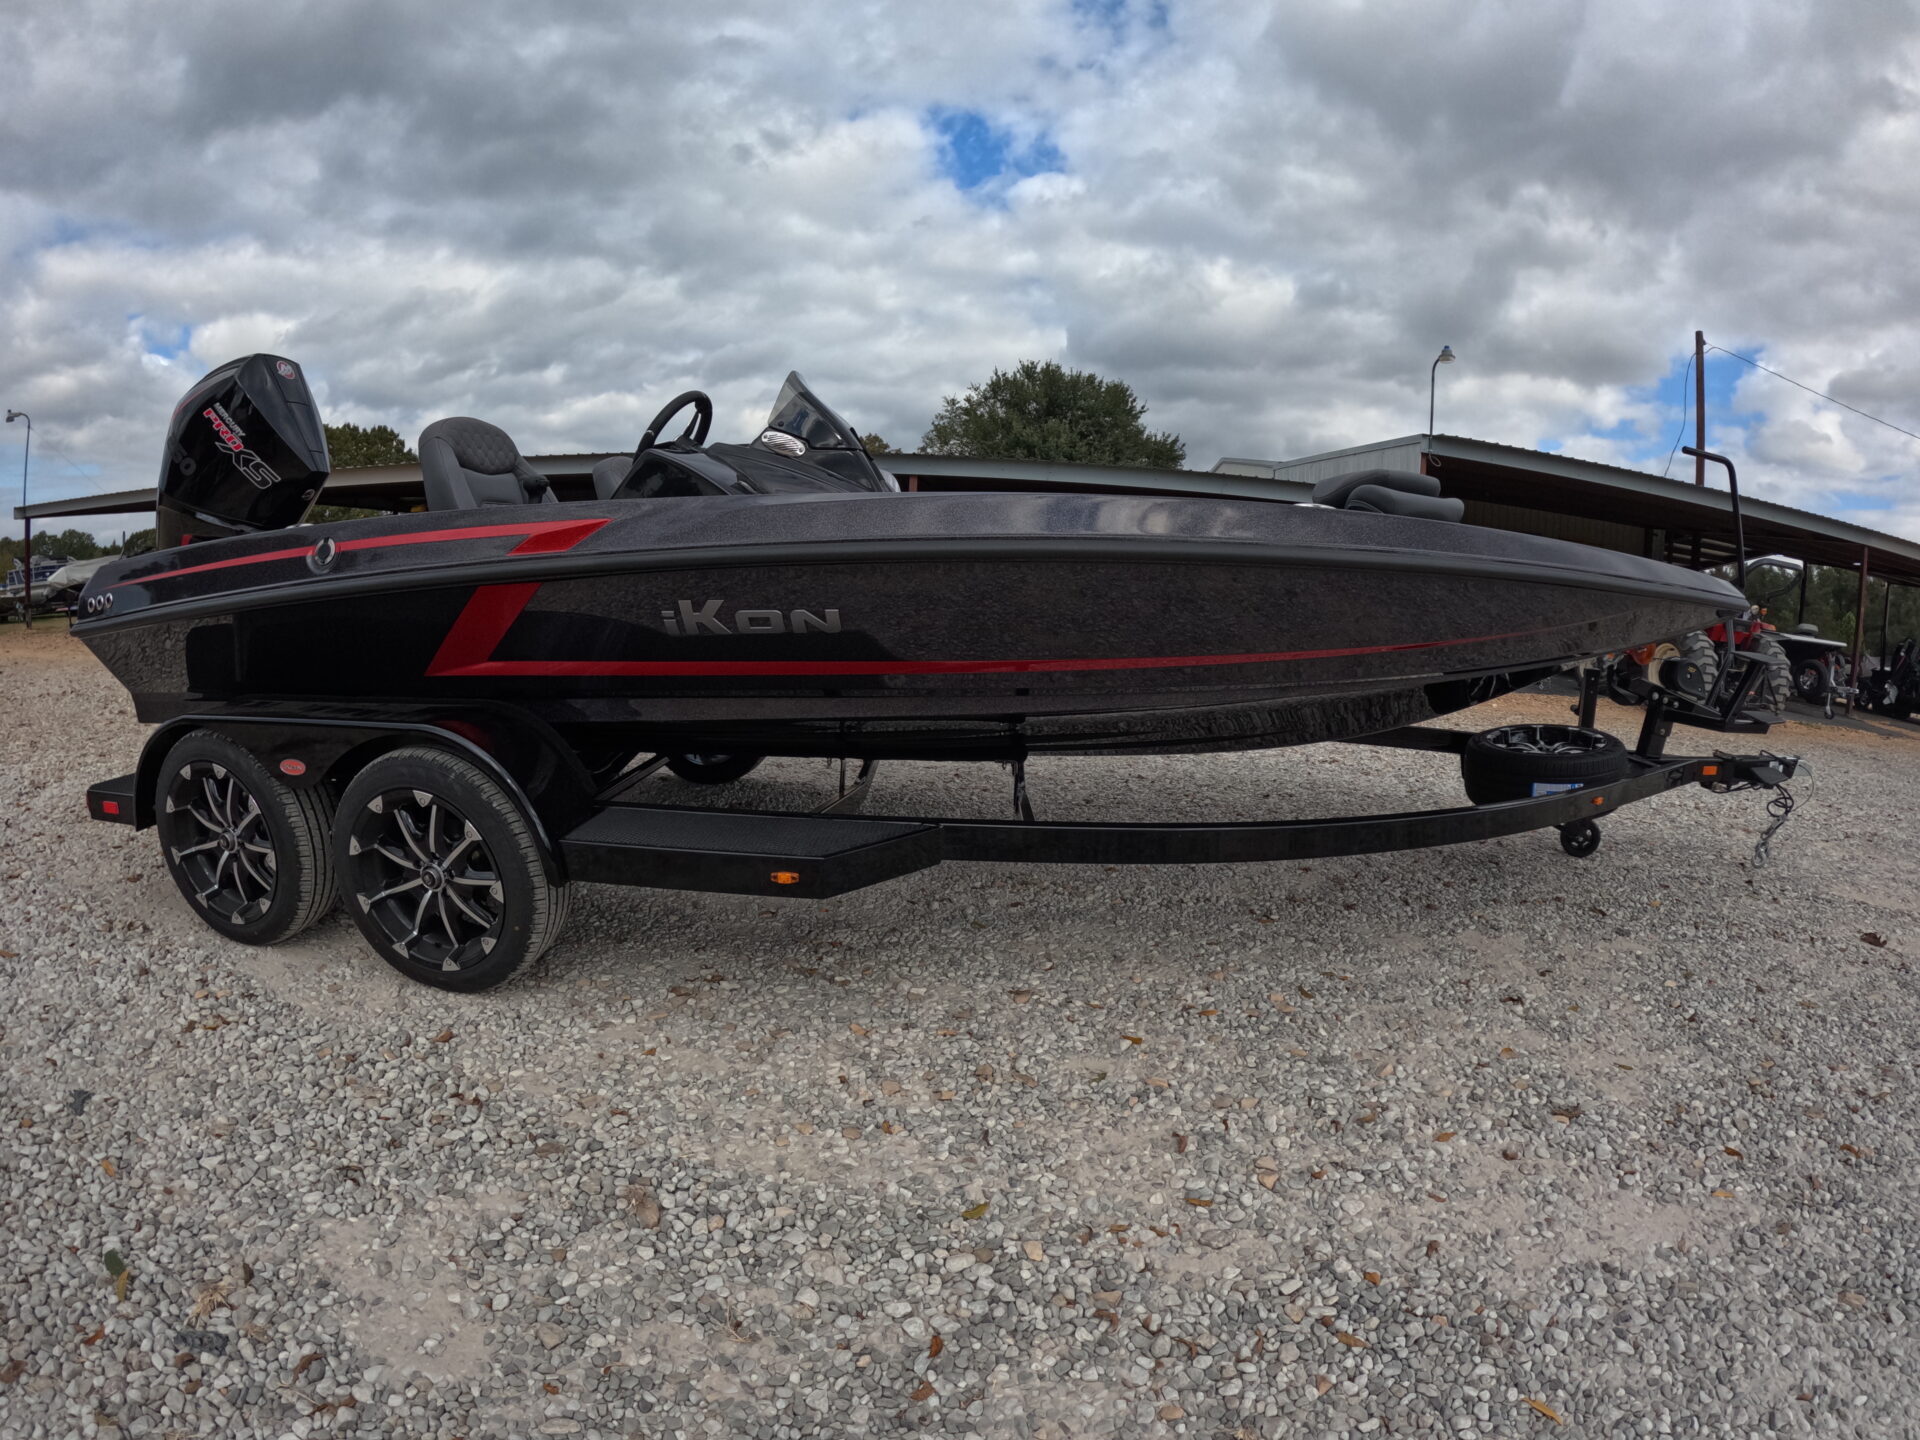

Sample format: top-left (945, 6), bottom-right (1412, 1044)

top-left (2, 0), bottom-right (1919, 545)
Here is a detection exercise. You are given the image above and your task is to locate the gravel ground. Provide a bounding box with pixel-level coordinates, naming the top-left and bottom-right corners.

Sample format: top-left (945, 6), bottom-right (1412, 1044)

top-left (3, 619), bottom-right (1918, 1440)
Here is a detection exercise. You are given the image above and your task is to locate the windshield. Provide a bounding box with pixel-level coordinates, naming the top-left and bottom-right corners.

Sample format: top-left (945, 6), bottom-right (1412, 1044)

top-left (754, 371), bottom-right (895, 490)
top-left (763, 372), bottom-right (860, 450)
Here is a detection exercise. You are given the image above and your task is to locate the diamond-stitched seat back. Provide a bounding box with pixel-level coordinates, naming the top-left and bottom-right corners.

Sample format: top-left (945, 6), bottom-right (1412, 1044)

top-left (419, 417), bottom-right (555, 511)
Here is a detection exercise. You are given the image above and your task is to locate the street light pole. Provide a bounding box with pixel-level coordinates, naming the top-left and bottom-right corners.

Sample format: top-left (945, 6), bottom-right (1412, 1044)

top-left (1428, 346), bottom-right (1455, 443)
top-left (5, 410), bottom-right (28, 630)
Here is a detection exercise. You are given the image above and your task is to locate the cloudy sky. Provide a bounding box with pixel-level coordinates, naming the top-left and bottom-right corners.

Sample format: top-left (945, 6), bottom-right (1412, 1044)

top-left (4, 0), bottom-right (1920, 542)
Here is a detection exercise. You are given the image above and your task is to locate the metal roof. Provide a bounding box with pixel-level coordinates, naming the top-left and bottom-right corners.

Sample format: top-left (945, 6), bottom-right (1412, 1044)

top-left (11, 454), bottom-right (631, 520)
top-left (17, 435), bottom-right (1916, 587)
top-left (15, 453), bottom-right (1311, 521)
top-left (14, 487), bottom-right (156, 521)
top-left (1226, 433), bottom-right (1920, 586)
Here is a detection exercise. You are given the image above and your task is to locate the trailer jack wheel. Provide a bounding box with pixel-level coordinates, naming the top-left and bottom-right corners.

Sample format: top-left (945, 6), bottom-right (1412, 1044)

top-left (1557, 818), bottom-right (1601, 858)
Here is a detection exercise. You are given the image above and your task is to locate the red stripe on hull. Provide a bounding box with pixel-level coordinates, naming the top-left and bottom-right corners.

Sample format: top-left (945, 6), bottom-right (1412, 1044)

top-left (428, 582), bottom-right (544, 677)
top-left (135, 517), bottom-right (610, 585)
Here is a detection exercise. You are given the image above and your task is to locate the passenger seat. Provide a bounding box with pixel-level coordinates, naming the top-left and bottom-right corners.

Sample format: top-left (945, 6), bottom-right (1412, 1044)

top-left (418, 418), bottom-right (556, 511)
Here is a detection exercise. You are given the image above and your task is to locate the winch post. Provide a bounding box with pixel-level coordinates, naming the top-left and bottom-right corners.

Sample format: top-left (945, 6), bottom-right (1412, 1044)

top-left (1575, 663), bottom-right (1601, 730)
top-left (1635, 690), bottom-right (1674, 760)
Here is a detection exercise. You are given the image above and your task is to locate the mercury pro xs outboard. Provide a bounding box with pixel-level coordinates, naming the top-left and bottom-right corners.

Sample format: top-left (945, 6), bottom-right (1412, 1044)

top-left (75, 357), bottom-right (1746, 762)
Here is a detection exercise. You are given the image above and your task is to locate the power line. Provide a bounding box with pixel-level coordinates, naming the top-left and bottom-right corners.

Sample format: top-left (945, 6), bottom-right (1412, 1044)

top-left (34, 443), bottom-right (100, 481)
top-left (1661, 350), bottom-right (1693, 478)
top-left (1706, 344), bottom-right (1920, 447)
top-left (2, 433), bottom-right (97, 481)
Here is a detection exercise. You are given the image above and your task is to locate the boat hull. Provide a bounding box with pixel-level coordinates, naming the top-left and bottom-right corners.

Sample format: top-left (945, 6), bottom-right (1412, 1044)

top-left (75, 492), bottom-right (1744, 756)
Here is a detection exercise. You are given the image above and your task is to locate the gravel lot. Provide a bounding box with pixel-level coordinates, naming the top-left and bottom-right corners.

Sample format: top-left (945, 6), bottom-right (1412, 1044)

top-left (3, 619), bottom-right (1918, 1440)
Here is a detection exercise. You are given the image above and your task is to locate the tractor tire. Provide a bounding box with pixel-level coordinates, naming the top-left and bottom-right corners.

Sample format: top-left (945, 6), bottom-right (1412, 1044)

top-left (1678, 630), bottom-right (1791, 719)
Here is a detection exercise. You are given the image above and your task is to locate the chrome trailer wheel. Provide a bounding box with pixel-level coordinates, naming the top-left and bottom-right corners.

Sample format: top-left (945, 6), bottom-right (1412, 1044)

top-left (155, 731), bottom-right (336, 944)
top-left (335, 747), bottom-right (569, 992)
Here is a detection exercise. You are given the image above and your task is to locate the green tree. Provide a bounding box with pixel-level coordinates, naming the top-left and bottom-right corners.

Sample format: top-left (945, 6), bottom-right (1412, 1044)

top-left (325, 422), bottom-right (416, 469)
top-left (920, 360), bottom-right (1185, 469)
top-left (312, 422), bottom-right (417, 523)
top-left (858, 433), bottom-right (892, 454)
top-left (22, 527), bottom-right (108, 562)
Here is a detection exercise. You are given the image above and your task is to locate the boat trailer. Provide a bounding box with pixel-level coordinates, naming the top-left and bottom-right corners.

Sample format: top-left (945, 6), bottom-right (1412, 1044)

top-left (88, 656), bottom-right (1800, 908)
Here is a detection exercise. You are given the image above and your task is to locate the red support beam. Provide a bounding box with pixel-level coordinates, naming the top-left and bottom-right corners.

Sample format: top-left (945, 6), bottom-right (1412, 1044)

top-left (1849, 546), bottom-right (1870, 716)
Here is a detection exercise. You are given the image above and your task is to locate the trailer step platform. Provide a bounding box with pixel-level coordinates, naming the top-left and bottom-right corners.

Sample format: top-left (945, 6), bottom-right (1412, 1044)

top-left (86, 773), bottom-right (138, 825)
top-left (560, 804), bottom-right (941, 899)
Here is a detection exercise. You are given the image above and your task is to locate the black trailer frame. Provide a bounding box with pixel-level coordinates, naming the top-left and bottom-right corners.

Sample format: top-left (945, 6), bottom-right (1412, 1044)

top-left (87, 662), bottom-right (1799, 903)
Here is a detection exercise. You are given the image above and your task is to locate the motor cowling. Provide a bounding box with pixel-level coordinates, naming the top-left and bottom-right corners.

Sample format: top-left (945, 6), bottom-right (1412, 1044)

top-left (156, 354), bottom-right (329, 549)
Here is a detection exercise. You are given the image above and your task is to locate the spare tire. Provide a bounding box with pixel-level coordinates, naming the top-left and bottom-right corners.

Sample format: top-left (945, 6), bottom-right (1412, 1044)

top-left (1461, 724), bottom-right (1630, 805)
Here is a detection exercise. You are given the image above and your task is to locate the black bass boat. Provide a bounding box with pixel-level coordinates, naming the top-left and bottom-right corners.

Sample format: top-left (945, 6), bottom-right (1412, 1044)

top-left (77, 355), bottom-right (1798, 992)
top-left (77, 359), bottom-right (1743, 760)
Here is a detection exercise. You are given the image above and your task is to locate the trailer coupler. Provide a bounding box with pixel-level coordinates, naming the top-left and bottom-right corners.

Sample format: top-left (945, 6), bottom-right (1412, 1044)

top-left (1697, 750), bottom-right (1801, 867)
top-left (1701, 750), bottom-right (1800, 791)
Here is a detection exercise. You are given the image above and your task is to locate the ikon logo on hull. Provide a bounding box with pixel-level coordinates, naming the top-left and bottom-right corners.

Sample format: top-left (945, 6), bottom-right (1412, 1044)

top-left (660, 600), bottom-right (842, 637)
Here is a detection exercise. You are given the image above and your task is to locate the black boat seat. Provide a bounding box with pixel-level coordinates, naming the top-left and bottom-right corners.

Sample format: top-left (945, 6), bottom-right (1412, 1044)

top-left (1312, 468), bottom-right (1463, 523)
top-left (591, 455), bottom-right (632, 501)
top-left (419, 417), bottom-right (555, 511)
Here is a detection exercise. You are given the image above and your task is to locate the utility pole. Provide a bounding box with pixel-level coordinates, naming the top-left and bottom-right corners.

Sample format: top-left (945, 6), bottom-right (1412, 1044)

top-left (4, 410), bottom-right (28, 629)
top-left (1693, 330), bottom-right (1706, 487)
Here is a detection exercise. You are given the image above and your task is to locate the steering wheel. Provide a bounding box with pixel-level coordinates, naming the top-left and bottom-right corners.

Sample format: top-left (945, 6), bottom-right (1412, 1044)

top-left (633, 391), bottom-right (713, 460)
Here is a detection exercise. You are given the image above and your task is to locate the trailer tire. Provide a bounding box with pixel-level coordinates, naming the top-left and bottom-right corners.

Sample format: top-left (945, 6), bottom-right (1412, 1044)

top-left (155, 730), bottom-right (337, 945)
top-left (1461, 724), bottom-right (1629, 805)
top-left (666, 753), bottom-right (764, 785)
top-left (335, 746), bottom-right (568, 993)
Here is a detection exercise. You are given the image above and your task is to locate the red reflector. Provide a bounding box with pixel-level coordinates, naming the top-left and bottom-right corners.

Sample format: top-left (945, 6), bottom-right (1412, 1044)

top-left (100, 799), bottom-right (120, 815)
top-left (279, 758), bottom-right (308, 776)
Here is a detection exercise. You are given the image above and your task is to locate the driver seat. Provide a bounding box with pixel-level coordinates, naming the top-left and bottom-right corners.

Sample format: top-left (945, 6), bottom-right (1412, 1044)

top-left (591, 455), bottom-right (633, 500)
top-left (419, 417), bottom-right (556, 511)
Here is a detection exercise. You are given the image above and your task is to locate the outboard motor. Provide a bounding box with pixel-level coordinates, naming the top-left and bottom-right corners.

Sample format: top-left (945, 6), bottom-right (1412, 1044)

top-left (156, 354), bottom-right (330, 549)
